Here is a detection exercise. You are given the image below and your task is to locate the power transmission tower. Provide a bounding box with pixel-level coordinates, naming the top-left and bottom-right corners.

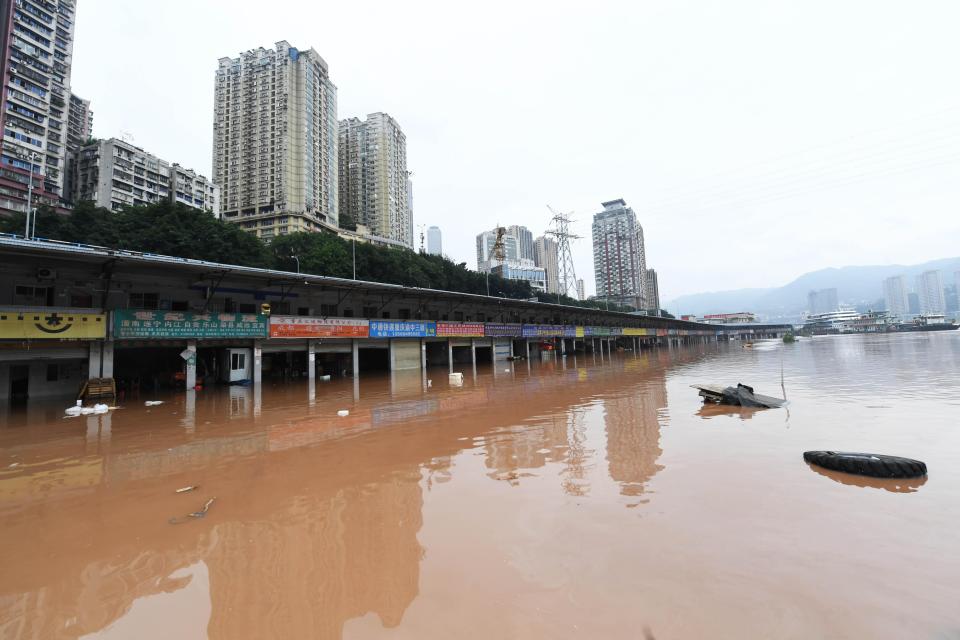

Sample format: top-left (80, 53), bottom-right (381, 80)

top-left (546, 206), bottom-right (580, 299)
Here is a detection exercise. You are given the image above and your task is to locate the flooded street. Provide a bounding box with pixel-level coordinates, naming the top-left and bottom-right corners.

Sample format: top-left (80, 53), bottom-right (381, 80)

top-left (1, 333), bottom-right (959, 639)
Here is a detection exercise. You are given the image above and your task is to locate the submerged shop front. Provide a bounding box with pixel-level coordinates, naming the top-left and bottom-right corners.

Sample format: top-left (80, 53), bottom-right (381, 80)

top-left (0, 311), bottom-right (107, 403)
top-left (112, 310), bottom-right (268, 392)
top-left (266, 316), bottom-right (369, 378)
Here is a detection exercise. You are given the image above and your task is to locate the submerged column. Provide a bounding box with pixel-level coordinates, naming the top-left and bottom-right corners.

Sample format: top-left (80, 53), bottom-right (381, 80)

top-left (307, 340), bottom-right (316, 382)
top-left (352, 339), bottom-right (360, 378)
top-left (185, 339), bottom-right (197, 389)
top-left (88, 342), bottom-right (102, 379)
top-left (448, 340), bottom-right (454, 373)
top-left (252, 340), bottom-right (262, 384)
top-left (470, 338), bottom-right (477, 367)
top-left (102, 340), bottom-right (114, 379)
top-left (525, 339), bottom-right (530, 360)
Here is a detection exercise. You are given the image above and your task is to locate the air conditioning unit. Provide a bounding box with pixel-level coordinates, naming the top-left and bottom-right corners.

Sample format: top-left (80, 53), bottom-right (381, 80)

top-left (36, 267), bottom-right (57, 280)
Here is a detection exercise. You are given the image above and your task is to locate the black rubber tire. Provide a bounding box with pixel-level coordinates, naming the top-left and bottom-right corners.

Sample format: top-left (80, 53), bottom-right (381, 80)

top-left (803, 451), bottom-right (927, 478)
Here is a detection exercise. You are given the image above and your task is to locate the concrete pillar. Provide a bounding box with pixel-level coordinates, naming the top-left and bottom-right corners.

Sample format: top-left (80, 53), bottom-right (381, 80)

top-left (560, 338), bottom-right (566, 355)
top-left (183, 390), bottom-right (196, 433)
top-left (88, 342), bottom-right (102, 380)
top-left (307, 340), bottom-right (316, 382)
top-left (102, 340), bottom-right (114, 378)
top-left (352, 340), bottom-right (360, 378)
top-left (448, 341), bottom-right (454, 373)
top-left (253, 340), bottom-right (262, 384)
top-left (470, 338), bottom-right (477, 367)
top-left (421, 339), bottom-right (427, 370)
top-left (185, 340), bottom-right (197, 390)
top-left (509, 340), bottom-right (515, 358)
top-left (525, 339), bottom-right (530, 360)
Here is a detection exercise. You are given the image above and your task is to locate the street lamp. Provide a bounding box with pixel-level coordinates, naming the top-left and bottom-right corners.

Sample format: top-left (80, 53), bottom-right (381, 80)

top-left (24, 151), bottom-right (38, 240)
top-left (290, 255), bottom-right (300, 274)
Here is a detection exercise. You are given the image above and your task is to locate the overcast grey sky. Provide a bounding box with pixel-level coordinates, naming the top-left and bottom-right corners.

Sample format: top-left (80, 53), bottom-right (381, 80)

top-left (72, 1), bottom-right (960, 301)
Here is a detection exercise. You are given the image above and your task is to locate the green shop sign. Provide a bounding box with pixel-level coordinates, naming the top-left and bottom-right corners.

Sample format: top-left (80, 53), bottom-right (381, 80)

top-left (113, 310), bottom-right (268, 339)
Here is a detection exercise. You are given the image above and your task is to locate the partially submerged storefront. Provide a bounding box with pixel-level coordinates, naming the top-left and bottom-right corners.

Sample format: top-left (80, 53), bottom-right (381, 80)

top-left (112, 310), bottom-right (268, 392)
top-left (0, 311), bottom-right (107, 403)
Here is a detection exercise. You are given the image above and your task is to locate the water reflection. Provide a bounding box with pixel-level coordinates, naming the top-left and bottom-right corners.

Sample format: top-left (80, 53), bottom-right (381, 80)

top-left (0, 354), bottom-right (673, 639)
top-left (4, 334), bottom-right (954, 638)
top-left (805, 463), bottom-right (928, 493)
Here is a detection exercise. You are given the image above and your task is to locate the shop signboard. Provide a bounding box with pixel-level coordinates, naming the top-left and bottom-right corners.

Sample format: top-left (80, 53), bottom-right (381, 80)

top-left (521, 324), bottom-right (565, 338)
top-left (563, 325), bottom-right (578, 337)
top-left (113, 310), bottom-right (268, 339)
top-left (585, 326), bottom-right (621, 337)
top-left (575, 326), bottom-right (585, 338)
top-left (436, 322), bottom-right (485, 338)
top-left (368, 320), bottom-right (436, 338)
top-left (269, 316), bottom-right (369, 338)
top-left (484, 323), bottom-right (523, 337)
top-left (622, 327), bottom-right (647, 336)
top-left (0, 311), bottom-right (106, 340)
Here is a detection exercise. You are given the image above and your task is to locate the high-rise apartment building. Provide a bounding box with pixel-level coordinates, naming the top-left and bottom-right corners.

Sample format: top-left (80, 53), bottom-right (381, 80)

top-left (476, 228), bottom-right (519, 272)
top-left (807, 288), bottom-right (839, 314)
top-left (338, 112), bottom-right (411, 248)
top-left (882, 275), bottom-right (909, 318)
top-left (214, 41), bottom-right (338, 240)
top-left (66, 92), bottom-right (91, 150)
top-left (915, 270), bottom-right (945, 314)
top-left (533, 235), bottom-right (560, 295)
top-left (508, 225), bottom-right (534, 262)
top-left (576, 279), bottom-right (585, 301)
top-left (426, 225), bottom-right (442, 256)
top-left (646, 269), bottom-right (660, 311)
top-left (592, 199), bottom-right (648, 309)
top-left (0, 0), bottom-right (78, 214)
top-left (74, 138), bottom-right (219, 214)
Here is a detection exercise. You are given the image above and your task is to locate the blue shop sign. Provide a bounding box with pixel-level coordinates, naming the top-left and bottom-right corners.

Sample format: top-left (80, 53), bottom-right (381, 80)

top-left (369, 320), bottom-right (437, 338)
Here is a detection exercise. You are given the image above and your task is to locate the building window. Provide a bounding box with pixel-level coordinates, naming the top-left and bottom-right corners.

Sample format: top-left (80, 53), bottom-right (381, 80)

top-left (129, 292), bottom-right (158, 309)
top-left (231, 352), bottom-right (246, 371)
top-left (319, 304), bottom-right (337, 316)
top-left (14, 285), bottom-right (53, 306)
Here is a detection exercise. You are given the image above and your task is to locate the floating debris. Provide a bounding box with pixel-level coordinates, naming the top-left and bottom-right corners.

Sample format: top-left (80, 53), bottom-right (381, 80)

top-left (169, 497), bottom-right (216, 525)
top-left (804, 451), bottom-right (927, 479)
top-left (337, 409), bottom-right (350, 417)
top-left (449, 372), bottom-right (464, 386)
top-left (145, 400), bottom-right (164, 407)
top-left (175, 485), bottom-right (198, 493)
top-left (691, 383), bottom-right (786, 409)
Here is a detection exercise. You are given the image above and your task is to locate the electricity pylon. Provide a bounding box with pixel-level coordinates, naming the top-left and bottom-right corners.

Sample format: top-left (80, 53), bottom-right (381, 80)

top-left (546, 206), bottom-right (580, 299)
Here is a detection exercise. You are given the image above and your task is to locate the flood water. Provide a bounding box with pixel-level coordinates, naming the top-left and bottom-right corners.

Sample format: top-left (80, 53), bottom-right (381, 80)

top-left (1, 332), bottom-right (959, 639)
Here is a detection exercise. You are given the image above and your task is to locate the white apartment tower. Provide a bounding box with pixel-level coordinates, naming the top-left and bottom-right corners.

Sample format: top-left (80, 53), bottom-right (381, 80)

top-left (426, 225), bottom-right (442, 255)
top-left (0, 0), bottom-right (78, 213)
top-left (213, 41), bottom-right (338, 240)
top-left (915, 270), bottom-right (945, 315)
top-left (338, 112), bottom-right (411, 248)
top-left (592, 199), bottom-right (648, 309)
top-left (508, 225), bottom-right (535, 262)
top-left (534, 235), bottom-right (560, 295)
top-left (883, 275), bottom-right (909, 318)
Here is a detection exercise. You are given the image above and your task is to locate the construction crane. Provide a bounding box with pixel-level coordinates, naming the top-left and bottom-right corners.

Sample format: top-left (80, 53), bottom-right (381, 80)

top-left (492, 226), bottom-right (507, 267)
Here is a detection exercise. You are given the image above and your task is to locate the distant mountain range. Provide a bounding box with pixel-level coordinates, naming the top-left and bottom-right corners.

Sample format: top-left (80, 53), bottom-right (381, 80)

top-left (667, 256), bottom-right (960, 321)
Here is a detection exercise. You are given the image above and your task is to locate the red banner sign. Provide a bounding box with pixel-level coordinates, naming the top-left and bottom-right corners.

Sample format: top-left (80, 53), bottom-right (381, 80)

top-left (269, 316), bottom-right (369, 338)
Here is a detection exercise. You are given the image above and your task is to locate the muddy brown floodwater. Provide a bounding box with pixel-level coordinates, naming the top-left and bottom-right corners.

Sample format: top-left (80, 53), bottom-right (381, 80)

top-left (1, 333), bottom-right (959, 639)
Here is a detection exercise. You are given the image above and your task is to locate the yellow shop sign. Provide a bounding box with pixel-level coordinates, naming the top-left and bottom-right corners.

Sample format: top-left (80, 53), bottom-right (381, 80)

top-left (0, 311), bottom-right (107, 340)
